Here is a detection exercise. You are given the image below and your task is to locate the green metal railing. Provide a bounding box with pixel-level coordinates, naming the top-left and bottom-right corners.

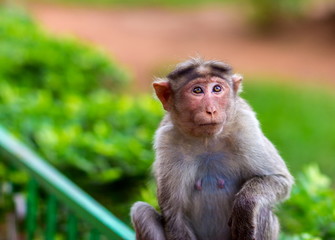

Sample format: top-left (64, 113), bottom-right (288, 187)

top-left (0, 126), bottom-right (135, 240)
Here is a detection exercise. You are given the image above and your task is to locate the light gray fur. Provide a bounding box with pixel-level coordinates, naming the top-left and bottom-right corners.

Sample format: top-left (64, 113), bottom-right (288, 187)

top-left (131, 59), bottom-right (293, 240)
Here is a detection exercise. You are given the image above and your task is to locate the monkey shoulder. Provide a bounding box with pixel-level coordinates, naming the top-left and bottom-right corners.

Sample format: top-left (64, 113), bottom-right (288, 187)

top-left (224, 98), bottom-right (291, 176)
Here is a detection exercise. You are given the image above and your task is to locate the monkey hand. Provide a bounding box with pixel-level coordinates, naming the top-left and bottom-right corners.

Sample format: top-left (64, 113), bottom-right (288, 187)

top-left (228, 197), bottom-right (258, 240)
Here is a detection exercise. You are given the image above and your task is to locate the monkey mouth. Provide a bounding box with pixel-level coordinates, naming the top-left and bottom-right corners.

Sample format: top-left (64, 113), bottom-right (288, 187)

top-left (199, 122), bottom-right (222, 127)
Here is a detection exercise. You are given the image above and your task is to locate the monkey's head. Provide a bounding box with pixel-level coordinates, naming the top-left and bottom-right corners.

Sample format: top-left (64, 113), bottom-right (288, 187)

top-left (153, 58), bottom-right (243, 138)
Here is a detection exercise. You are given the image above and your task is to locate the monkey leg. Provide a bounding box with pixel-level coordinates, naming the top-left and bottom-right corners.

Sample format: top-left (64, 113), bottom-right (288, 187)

top-left (255, 207), bottom-right (279, 240)
top-left (131, 201), bottom-right (166, 240)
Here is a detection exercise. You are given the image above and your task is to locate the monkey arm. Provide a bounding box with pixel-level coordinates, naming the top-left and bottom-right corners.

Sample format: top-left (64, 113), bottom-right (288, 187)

top-left (229, 174), bottom-right (293, 240)
top-left (236, 174), bottom-right (293, 206)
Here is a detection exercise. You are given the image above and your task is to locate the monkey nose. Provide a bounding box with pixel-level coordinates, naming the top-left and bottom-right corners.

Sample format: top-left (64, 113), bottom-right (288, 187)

top-left (206, 107), bottom-right (217, 116)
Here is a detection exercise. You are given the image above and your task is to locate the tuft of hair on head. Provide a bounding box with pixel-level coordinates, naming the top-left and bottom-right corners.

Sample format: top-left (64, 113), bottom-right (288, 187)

top-left (167, 58), bottom-right (232, 81)
top-left (207, 60), bottom-right (232, 75)
top-left (166, 58), bottom-right (201, 81)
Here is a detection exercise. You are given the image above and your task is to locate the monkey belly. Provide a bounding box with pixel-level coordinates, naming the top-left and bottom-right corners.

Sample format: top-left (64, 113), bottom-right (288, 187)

top-left (185, 175), bottom-right (238, 240)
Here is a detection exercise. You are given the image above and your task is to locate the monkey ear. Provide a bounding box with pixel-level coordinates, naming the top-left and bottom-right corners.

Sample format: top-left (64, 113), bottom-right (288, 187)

top-left (232, 74), bottom-right (243, 94)
top-left (153, 81), bottom-right (171, 111)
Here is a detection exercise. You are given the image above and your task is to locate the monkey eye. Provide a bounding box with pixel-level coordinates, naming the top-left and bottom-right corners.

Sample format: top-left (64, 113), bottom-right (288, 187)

top-left (193, 87), bottom-right (203, 94)
top-left (213, 85), bottom-right (222, 93)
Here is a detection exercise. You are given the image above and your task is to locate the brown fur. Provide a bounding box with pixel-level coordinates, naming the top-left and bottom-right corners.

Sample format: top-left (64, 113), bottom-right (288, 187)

top-left (131, 58), bottom-right (293, 240)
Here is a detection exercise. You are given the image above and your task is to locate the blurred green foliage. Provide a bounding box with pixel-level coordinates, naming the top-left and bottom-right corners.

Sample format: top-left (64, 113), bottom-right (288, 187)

top-left (279, 165), bottom-right (335, 239)
top-left (280, 233), bottom-right (321, 240)
top-left (0, 7), bottom-right (129, 94)
top-left (0, 87), bottom-right (162, 182)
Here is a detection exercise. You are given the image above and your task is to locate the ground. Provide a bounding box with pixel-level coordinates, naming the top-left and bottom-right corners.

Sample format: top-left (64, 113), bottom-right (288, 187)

top-left (26, 3), bottom-right (335, 92)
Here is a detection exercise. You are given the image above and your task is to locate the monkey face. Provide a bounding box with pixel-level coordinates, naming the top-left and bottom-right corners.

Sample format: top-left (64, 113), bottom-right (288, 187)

top-left (172, 77), bottom-right (232, 137)
top-left (153, 59), bottom-right (242, 138)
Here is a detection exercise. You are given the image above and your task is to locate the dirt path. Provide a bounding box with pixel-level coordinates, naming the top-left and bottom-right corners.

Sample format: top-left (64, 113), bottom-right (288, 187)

top-left (26, 3), bottom-right (335, 91)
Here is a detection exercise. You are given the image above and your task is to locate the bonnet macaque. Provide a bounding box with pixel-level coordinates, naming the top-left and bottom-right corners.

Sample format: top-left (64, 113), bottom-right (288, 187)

top-left (131, 58), bottom-right (293, 240)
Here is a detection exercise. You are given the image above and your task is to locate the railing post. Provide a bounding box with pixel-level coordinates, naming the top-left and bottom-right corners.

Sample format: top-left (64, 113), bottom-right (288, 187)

top-left (26, 178), bottom-right (38, 240)
top-left (66, 213), bottom-right (77, 240)
top-left (90, 229), bottom-right (100, 240)
top-left (45, 194), bottom-right (57, 240)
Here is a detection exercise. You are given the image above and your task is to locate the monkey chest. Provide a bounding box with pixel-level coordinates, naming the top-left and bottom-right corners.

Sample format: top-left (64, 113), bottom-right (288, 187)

top-left (185, 168), bottom-right (241, 212)
top-left (185, 162), bottom-right (242, 206)
top-left (186, 152), bottom-right (242, 195)
top-left (182, 153), bottom-right (242, 240)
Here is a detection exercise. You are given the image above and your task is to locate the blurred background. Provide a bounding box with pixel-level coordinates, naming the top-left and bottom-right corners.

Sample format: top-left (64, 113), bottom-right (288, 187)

top-left (0, 0), bottom-right (334, 239)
